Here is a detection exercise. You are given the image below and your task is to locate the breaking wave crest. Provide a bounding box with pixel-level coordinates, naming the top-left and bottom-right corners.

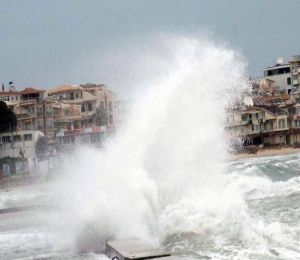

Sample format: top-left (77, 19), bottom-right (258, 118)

top-left (49, 36), bottom-right (300, 259)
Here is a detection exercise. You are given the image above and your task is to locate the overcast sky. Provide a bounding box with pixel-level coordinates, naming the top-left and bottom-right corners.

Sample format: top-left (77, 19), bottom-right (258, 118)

top-left (1, 0), bottom-right (300, 94)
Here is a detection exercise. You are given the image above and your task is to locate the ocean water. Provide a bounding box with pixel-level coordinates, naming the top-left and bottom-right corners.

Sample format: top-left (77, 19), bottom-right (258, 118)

top-left (0, 154), bottom-right (300, 259)
top-left (164, 153), bottom-right (300, 259)
top-left (0, 37), bottom-right (299, 259)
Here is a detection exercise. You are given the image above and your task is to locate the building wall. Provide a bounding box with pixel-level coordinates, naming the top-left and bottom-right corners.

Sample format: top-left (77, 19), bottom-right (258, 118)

top-left (0, 130), bottom-right (43, 159)
top-left (263, 134), bottom-right (287, 145)
top-left (264, 74), bottom-right (291, 90)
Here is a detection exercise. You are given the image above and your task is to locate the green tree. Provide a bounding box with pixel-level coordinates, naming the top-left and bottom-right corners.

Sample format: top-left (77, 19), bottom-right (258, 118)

top-left (0, 101), bottom-right (17, 133)
top-left (93, 106), bottom-right (108, 126)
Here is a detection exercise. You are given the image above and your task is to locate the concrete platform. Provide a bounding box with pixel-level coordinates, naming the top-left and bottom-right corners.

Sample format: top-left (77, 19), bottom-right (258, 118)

top-left (105, 239), bottom-right (178, 260)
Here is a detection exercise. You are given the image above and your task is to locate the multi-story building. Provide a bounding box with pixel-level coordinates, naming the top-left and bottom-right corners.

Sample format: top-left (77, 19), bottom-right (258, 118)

top-left (0, 130), bottom-right (44, 159)
top-left (263, 63), bottom-right (292, 92)
top-left (1, 83), bottom-right (118, 139)
top-left (289, 55), bottom-right (300, 89)
top-left (0, 90), bottom-right (21, 103)
top-left (80, 83), bottom-right (117, 128)
top-left (0, 87), bottom-right (55, 136)
top-left (260, 55), bottom-right (300, 94)
top-left (48, 83), bottom-right (117, 132)
top-left (51, 101), bottom-right (82, 133)
top-left (226, 106), bottom-right (289, 146)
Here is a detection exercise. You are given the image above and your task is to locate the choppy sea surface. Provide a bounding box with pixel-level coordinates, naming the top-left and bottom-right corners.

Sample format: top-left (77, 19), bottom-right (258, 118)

top-left (0, 153), bottom-right (300, 260)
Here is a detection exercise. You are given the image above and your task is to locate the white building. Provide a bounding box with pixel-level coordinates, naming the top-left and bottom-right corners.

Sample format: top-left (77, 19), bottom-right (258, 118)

top-left (0, 130), bottom-right (44, 159)
top-left (263, 63), bottom-right (292, 92)
top-left (261, 55), bottom-right (300, 93)
top-left (289, 55), bottom-right (300, 89)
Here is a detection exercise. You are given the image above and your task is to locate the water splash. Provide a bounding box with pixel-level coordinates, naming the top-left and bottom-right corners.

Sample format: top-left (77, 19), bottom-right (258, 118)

top-left (53, 36), bottom-right (249, 253)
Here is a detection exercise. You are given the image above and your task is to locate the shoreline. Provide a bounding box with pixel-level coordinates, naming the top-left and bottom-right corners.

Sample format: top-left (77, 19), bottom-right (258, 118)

top-left (231, 147), bottom-right (300, 160)
top-left (1, 147), bottom-right (300, 189)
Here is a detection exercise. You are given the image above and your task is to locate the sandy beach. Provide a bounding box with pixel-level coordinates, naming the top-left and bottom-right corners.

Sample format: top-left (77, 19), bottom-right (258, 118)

top-left (232, 147), bottom-right (300, 160)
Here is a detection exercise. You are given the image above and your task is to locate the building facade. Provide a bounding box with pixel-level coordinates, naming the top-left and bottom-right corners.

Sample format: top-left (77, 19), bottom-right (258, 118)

top-left (0, 83), bottom-right (118, 139)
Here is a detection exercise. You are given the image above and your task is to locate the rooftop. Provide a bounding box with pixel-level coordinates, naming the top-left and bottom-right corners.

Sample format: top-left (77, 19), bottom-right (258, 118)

top-left (264, 63), bottom-right (290, 71)
top-left (80, 83), bottom-right (106, 89)
top-left (106, 239), bottom-right (171, 260)
top-left (0, 91), bottom-right (21, 96)
top-left (48, 84), bottom-right (83, 95)
top-left (21, 87), bottom-right (45, 94)
top-left (289, 55), bottom-right (300, 63)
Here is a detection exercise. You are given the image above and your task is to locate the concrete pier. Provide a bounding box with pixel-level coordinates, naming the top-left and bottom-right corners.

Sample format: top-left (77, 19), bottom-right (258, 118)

top-left (105, 239), bottom-right (180, 260)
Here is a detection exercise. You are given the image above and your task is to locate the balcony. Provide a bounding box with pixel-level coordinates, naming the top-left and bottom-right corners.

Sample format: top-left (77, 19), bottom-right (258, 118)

top-left (17, 125), bottom-right (37, 131)
top-left (16, 113), bottom-right (37, 119)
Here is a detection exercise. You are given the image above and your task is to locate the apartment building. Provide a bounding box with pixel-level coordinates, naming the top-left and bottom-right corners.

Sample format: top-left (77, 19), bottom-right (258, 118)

top-left (0, 130), bottom-right (44, 159)
top-left (289, 55), bottom-right (300, 89)
top-left (0, 87), bottom-right (56, 136)
top-left (263, 63), bottom-right (292, 92)
top-left (1, 83), bottom-right (118, 138)
top-left (226, 106), bottom-right (289, 146)
top-left (259, 55), bottom-right (300, 94)
top-left (48, 83), bottom-right (117, 131)
top-left (80, 83), bottom-right (117, 127)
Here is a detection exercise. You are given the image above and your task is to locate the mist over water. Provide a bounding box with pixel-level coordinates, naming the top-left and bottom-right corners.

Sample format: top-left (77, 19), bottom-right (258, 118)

top-left (54, 37), bottom-right (249, 252)
top-left (2, 36), bottom-right (300, 260)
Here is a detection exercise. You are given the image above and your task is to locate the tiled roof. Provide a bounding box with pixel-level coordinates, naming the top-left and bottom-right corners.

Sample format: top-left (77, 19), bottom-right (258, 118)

top-left (21, 87), bottom-right (45, 94)
top-left (0, 91), bottom-right (21, 96)
top-left (49, 84), bottom-right (83, 94)
top-left (80, 83), bottom-right (106, 89)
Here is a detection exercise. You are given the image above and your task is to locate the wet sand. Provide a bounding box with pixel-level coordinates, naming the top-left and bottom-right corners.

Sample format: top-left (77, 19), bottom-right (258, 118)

top-left (232, 147), bottom-right (300, 160)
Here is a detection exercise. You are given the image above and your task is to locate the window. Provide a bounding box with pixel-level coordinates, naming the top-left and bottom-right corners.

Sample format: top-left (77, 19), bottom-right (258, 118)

top-left (81, 104), bottom-right (85, 112)
top-left (265, 121), bottom-right (273, 131)
top-left (288, 108), bottom-right (295, 114)
top-left (2, 136), bottom-right (11, 143)
top-left (100, 101), bottom-right (104, 108)
top-left (287, 77), bottom-right (291, 85)
top-left (70, 92), bottom-right (74, 100)
top-left (241, 114), bottom-right (248, 121)
top-left (64, 110), bottom-right (69, 116)
top-left (87, 103), bottom-right (92, 111)
top-left (278, 119), bottom-right (286, 129)
top-left (252, 125), bottom-right (260, 132)
top-left (24, 134), bottom-right (32, 141)
top-left (28, 107), bottom-right (35, 114)
top-left (75, 93), bottom-right (79, 99)
top-left (13, 135), bottom-right (21, 142)
top-left (278, 67), bottom-right (290, 74)
top-left (0, 96), bottom-right (9, 101)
